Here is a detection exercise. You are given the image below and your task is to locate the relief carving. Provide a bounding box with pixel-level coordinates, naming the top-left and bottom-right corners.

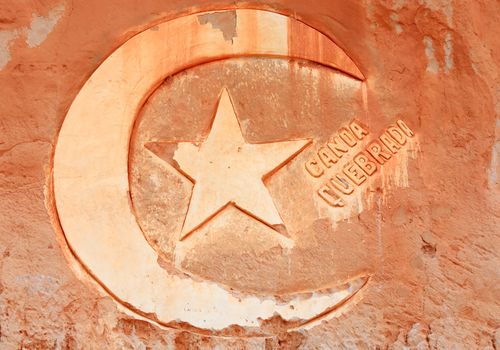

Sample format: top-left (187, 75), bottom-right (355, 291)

top-left (50, 8), bottom-right (416, 336)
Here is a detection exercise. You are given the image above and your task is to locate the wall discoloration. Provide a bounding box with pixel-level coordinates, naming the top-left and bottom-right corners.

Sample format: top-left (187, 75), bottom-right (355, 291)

top-left (423, 36), bottom-right (439, 73)
top-left (0, 0), bottom-right (499, 348)
top-left (26, 3), bottom-right (65, 48)
top-left (198, 11), bottom-right (237, 42)
top-left (488, 118), bottom-right (500, 188)
top-left (0, 30), bottom-right (18, 70)
top-left (390, 13), bottom-right (403, 34)
top-left (0, 3), bottom-right (64, 71)
top-left (419, 0), bottom-right (454, 25)
top-left (444, 32), bottom-right (453, 73)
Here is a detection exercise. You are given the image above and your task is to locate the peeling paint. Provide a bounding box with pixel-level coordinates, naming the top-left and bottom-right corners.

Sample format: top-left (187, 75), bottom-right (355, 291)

top-left (0, 30), bottom-right (19, 70)
top-left (1, 1), bottom-right (498, 346)
top-left (198, 11), bottom-right (237, 42)
top-left (391, 0), bottom-right (408, 10)
top-left (26, 3), bottom-right (65, 48)
top-left (444, 32), bottom-right (454, 73)
top-left (0, 3), bottom-right (65, 71)
top-left (423, 36), bottom-right (439, 74)
top-left (488, 119), bottom-right (500, 188)
top-left (390, 13), bottom-right (403, 34)
top-left (419, 0), bottom-right (453, 25)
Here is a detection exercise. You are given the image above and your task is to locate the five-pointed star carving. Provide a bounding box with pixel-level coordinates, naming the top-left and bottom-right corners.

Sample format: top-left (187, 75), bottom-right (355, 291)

top-left (146, 88), bottom-right (311, 240)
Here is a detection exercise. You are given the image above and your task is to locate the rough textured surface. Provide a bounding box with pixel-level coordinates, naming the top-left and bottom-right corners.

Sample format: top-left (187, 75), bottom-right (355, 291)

top-left (131, 58), bottom-right (368, 295)
top-left (0, 1), bottom-right (499, 349)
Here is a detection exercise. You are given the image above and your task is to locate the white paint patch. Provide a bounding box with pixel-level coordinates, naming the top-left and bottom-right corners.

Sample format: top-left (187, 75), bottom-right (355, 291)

top-left (362, 83), bottom-right (368, 118)
top-left (395, 23), bottom-right (403, 35)
top-left (331, 71), bottom-right (362, 92)
top-left (444, 32), bottom-right (454, 73)
top-left (488, 119), bottom-right (500, 188)
top-left (314, 132), bottom-right (421, 229)
top-left (0, 3), bottom-right (65, 71)
top-left (375, 194), bottom-right (383, 261)
top-left (394, 137), bottom-right (420, 188)
top-left (392, 0), bottom-right (407, 10)
top-left (26, 3), bottom-right (65, 48)
top-left (287, 279), bottom-right (366, 332)
top-left (15, 274), bottom-right (61, 296)
top-left (381, 136), bottom-right (421, 196)
top-left (423, 36), bottom-right (439, 74)
top-left (419, 0), bottom-right (453, 25)
top-left (0, 30), bottom-right (19, 70)
top-left (390, 13), bottom-right (403, 34)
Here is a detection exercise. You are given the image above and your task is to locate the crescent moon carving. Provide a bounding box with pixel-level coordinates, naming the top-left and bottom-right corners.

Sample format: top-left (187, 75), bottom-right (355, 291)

top-left (52, 9), bottom-right (368, 335)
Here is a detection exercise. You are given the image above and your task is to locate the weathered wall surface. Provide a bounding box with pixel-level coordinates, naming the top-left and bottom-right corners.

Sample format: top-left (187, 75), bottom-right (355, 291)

top-left (0, 0), bottom-right (498, 349)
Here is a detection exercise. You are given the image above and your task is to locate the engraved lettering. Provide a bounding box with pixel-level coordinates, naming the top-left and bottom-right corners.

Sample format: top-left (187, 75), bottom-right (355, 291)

top-left (397, 119), bottom-right (414, 137)
top-left (330, 174), bottom-right (354, 194)
top-left (339, 127), bottom-right (357, 147)
top-left (327, 136), bottom-right (349, 158)
top-left (367, 141), bottom-right (392, 164)
top-left (318, 184), bottom-right (345, 207)
top-left (349, 120), bottom-right (369, 140)
top-left (318, 147), bottom-right (338, 168)
top-left (305, 158), bottom-right (324, 177)
top-left (304, 119), bottom-right (370, 179)
top-left (343, 162), bottom-right (367, 186)
top-left (354, 153), bottom-right (377, 176)
top-left (387, 125), bottom-right (407, 145)
top-left (309, 119), bottom-right (415, 209)
top-left (380, 132), bottom-right (401, 154)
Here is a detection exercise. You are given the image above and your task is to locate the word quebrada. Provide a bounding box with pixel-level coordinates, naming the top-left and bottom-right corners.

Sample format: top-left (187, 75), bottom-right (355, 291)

top-left (304, 119), bottom-right (415, 207)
